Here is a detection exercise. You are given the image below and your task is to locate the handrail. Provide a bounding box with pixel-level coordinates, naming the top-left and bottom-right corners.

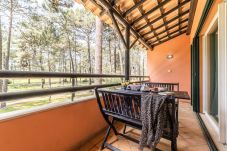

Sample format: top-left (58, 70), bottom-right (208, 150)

top-left (0, 71), bottom-right (149, 78)
top-left (0, 80), bottom-right (149, 102)
top-left (0, 71), bottom-right (150, 102)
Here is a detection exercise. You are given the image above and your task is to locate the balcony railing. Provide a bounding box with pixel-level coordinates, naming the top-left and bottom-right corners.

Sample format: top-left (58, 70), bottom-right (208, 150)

top-left (0, 71), bottom-right (149, 102)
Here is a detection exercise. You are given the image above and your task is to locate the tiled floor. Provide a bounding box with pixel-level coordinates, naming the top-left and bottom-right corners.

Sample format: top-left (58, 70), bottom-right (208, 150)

top-left (78, 102), bottom-right (210, 151)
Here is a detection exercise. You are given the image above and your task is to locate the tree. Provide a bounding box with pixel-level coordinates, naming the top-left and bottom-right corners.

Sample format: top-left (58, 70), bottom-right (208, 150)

top-left (3, 0), bottom-right (14, 95)
top-left (76, 9), bottom-right (95, 85)
top-left (0, 0), bottom-right (4, 108)
top-left (94, 17), bottom-right (103, 84)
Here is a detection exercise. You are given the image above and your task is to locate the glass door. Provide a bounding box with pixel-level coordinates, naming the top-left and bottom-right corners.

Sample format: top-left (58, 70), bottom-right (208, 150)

top-left (209, 29), bottom-right (218, 122)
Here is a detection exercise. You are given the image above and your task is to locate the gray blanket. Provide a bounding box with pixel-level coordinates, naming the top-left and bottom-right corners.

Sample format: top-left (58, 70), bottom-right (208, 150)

top-left (139, 93), bottom-right (167, 150)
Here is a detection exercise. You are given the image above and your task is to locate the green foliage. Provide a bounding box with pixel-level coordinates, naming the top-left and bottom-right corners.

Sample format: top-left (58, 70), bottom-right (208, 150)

top-left (0, 0), bottom-right (147, 113)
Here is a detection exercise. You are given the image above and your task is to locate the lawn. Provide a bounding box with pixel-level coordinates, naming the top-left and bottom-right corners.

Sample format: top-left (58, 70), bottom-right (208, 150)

top-left (0, 77), bottom-right (142, 114)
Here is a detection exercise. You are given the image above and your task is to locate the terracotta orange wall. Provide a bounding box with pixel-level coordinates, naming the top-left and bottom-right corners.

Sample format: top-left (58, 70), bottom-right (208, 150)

top-left (147, 34), bottom-right (191, 96)
top-left (0, 99), bottom-right (106, 151)
top-left (189, 0), bottom-right (223, 112)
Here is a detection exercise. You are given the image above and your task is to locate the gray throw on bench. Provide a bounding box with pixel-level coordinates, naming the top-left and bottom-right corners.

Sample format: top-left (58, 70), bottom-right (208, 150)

top-left (139, 93), bottom-right (168, 150)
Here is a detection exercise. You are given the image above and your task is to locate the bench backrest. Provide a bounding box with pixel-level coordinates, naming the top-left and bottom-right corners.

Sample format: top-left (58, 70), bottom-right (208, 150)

top-left (95, 89), bottom-right (142, 121)
top-left (145, 82), bottom-right (179, 91)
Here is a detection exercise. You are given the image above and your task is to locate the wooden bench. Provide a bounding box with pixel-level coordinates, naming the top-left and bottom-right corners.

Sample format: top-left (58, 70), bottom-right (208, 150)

top-left (95, 88), bottom-right (178, 151)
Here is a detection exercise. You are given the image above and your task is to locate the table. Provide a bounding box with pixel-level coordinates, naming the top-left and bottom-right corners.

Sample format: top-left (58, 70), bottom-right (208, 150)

top-left (108, 89), bottom-right (191, 100)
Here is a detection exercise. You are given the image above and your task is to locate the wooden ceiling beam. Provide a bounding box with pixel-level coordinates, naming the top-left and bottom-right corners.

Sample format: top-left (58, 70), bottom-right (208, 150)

top-left (108, 10), bottom-right (127, 47)
top-left (130, 38), bottom-right (138, 48)
top-left (157, 0), bottom-right (170, 38)
top-left (137, 0), bottom-right (190, 32)
top-left (97, 0), bottom-right (152, 49)
top-left (123, 0), bottom-right (147, 17)
top-left (131, 0), bottom-right (170, 25)
top-left (153, 30), bottom-right (187, 47)
top-left (150, 26), bottom-right (188, 44)
top-left (147, 20), bottom-right (188, 41)
top-left (186, 0), bottom-right (198, 35)
top-left (132, 0), bottom-right (160, 47)
top-left (142, 9), bottom-right (189, 37)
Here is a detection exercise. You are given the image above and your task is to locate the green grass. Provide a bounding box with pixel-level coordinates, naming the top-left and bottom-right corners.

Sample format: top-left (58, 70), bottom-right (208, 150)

top-left (0, 78), bottom-right (124, 114)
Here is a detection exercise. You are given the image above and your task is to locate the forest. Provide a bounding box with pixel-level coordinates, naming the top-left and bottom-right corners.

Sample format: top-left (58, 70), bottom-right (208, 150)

top-left (0, 0), bottom-right (147, 113)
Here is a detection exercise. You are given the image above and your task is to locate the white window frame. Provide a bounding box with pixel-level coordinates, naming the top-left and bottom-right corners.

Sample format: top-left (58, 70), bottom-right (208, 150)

top-left (202, 1), bottom-right (227, 144)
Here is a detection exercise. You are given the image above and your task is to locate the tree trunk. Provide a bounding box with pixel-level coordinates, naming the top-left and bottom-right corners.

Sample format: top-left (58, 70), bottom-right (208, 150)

top-left (108, 38), bottom-right (112, 74)
top-left (0, 9), bottom-right (3, 92)
top-left (87, 35), bottom-right (92, 85)
top-left (3, 0), bottom-right (13, 94)
top-left (28, 59), bottom-right (31, 84)
top-left (67, 34), bottom-right (74, 73)
top-left (94, 17), bottom-right (103, 85)
top-left (39, 50), bottom-right (45, 88)
top-left (47, 49), bottom-right (52, 102)
top-left (0, 7), bottom-right (4, 108)
top-left (118, 40), bottom-right (124, 75)
top-left (1, 0), bottom-right (13, 108)
top-left (113, 35), bottom-right (117, 73)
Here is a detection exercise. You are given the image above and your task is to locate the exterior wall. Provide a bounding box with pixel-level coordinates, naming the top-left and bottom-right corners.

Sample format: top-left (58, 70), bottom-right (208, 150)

top-left (0, 98), bottom-right (106, 151)
top-left (189, 0), bottom-right (207, 44)
top-left (147, 34), bottom-right (191, 97)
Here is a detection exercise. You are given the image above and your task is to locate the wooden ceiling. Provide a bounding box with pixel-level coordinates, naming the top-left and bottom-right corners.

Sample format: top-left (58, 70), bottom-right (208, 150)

top-left (76, 0), bottom-right (197, 50)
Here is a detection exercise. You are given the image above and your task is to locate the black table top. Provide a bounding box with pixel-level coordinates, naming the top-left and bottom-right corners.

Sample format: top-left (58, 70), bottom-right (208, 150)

top-left (106, 89), bottom-right (190, 100)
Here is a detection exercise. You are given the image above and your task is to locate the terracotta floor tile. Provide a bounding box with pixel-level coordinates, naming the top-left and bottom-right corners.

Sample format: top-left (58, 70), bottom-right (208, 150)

top-left (80, 102), bottom-right (209, 151)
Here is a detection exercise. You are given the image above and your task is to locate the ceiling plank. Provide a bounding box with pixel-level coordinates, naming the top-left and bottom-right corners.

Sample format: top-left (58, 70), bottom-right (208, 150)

top-left (142, 9), bottom-right (189, 37)
top-left (132, 0), bottom-right (160, 47)
top-left (186, 0), bottom-right (198, 35)
top-left (150, 26), bottom-right (188, 44)
top-left (137, 0), bottom-right (190, 32)
top-left (123, 0), bottom-right (147, 17)
top-left (131, 0), bottom-right (170, 25)
top-left (153, 31), bottom-right (187, 47)
top-left (147, 20), bottom-right (188, 41)
top-left (157, 0), bottom-right (170, 38)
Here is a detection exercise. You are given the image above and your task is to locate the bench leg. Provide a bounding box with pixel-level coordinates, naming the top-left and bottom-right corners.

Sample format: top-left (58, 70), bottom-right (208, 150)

top-left (101, 119), bottom-right (120, 151)
top-left (171, 138), bottom-right (177, 151)
top-left (123, 124), bottom-right (127, 134)
top-left (101, 125), bottom-right (111, 149)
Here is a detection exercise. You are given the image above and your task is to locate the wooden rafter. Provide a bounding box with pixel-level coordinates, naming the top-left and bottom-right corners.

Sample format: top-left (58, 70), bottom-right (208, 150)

top-left (147, 19), bottom-right (188, 41)
top-left (80, 0), bottom-right (194, 49)
top-left (137, 0), bottom-right (190, 31)
top-left (132, 0), bottom-right (160, 47)
top-left (153, 30), bottom-right (186, 47)
top-left (123, 0), bottom-right (147, 17)
top-left (142, 9), bottom-right (190, 37)
top-left (186, 0), bottom-right (198, 34)
top-left (178, 0), bottom-right (181, 31)
top-left (157, 0), bottom-right (170, 38)
top-left (131, 0), bottom-right (170, 25)
top-left (130, 38), bottom-right (138, 48)
top-left (108, 10), bottom-right (127, 47)
top-left (96, 0), bottom-right (152, 49)
top-left (150, 26), bottom-right (188, 44)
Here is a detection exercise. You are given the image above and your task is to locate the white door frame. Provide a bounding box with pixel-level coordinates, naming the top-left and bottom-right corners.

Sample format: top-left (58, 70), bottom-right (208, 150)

top-left (202, 12), bottom-right (219, 135)
top-left (202, 1), bottom-right (227, 143)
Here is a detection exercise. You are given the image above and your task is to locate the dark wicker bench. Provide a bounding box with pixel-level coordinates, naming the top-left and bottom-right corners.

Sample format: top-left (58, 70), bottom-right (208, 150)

top-left (95, 88), bottom-right (178, 151)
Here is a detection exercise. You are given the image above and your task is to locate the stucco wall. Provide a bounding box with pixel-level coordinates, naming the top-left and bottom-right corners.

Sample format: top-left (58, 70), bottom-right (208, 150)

top-left (147, 34), bottom-right (191, 97)
top-left (0, 98), bottom-right (106, 151)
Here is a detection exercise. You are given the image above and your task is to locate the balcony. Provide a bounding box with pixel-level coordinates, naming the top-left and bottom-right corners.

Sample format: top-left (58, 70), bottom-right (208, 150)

top-left (0, 0), bottom-right (226, 151)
